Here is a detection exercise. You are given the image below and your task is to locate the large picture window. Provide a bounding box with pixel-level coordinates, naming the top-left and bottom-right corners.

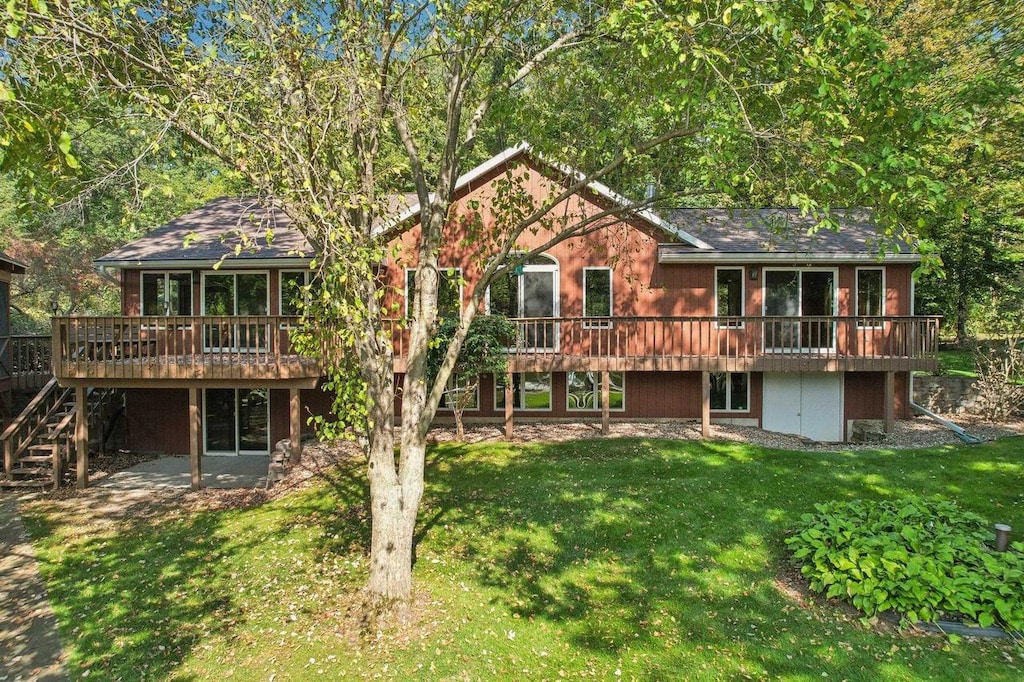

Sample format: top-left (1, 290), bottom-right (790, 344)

top-left (280, 270), bottom-right (313, 316)
top-left (715, 267), bottom-right (744, 327)
top-left (856, 268), bottom-right (884, 327)
top-left (495, 372), bottom-right (552, 411)
top-left (439, 375), bottom-right (479, 411)
top-left (583, 267), bottom-right (612, 328)
top-left (710, 372), bottom-right (749, 412)
top-left (567, 371), bottom-right (625, 411)
top-left (406, 267), bottom-right (462, 319)
top-left (142, 272), bottom-right (193, 316)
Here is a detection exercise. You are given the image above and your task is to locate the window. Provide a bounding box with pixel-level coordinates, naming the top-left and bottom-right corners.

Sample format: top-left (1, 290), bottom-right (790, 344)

top-left (710, 372), bottom-right (749, 412)
top-left (439, 375), bottom-right (479, 411)
top-left (715, 267), bottom-right (743, 327)
top-left (495, 372), bottom-right (552, 411)
top-left (142, 272), bottom-right (193, 316)
top-left (567, 371), bottom-right (625, 411)
top-left (280, 270), bottom-right (313, 316)
top-left (406, 267), bottom-right (462, 318)
top-left (583, 267), bottom-right (612, 328)
top-left (856, 268), bottom-right (884, 327)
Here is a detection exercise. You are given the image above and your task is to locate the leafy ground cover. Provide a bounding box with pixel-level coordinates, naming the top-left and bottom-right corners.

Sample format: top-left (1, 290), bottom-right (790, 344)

top-left (21, 437), bottom-right (1024, 680)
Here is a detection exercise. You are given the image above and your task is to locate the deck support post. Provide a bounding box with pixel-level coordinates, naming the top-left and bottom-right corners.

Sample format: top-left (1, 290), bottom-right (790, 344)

top-left (601, 371), bottom-right (610, 435)
top-left (701, 370), bottom-right (711, 438)
top-left (884, 371), bottom-right (895, 434)
top-left (289, 387), bottom-right (302, 464)
top-left (504, 367), bottom-right (514, 440)
top-left (75, 386), bottom-right (88, 490)
top-left (189, 387), bottom-right (201, 490)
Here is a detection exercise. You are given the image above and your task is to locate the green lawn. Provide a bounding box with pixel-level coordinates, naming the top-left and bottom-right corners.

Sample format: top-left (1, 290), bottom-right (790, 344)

top-left (22, 438), bottom-right (1024, 680)
top-left (939, 349), bottom-right (977, 377)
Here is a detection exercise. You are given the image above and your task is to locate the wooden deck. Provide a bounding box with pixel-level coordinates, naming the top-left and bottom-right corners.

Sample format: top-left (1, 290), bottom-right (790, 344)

top-left (53, 314), bottom-right (940, 385)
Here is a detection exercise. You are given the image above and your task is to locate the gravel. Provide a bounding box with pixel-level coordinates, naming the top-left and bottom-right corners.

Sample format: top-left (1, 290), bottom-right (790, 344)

top-left (424, 416), bottom-right (1024, 451)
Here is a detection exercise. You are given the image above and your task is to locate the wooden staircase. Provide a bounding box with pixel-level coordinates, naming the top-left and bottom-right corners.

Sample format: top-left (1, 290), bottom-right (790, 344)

top-left (1, 378), bottom-right (123, 490)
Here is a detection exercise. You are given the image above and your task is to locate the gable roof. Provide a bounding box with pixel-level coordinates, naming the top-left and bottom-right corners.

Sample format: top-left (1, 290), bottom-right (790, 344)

top-left (385, 143), bottom-right (713, 250)
top-left (94, 197), bottom-right (313, 269)
top-left (658, 208), bottom-right (920, 264)
top-left (0, 250), bottom-right (27, 274)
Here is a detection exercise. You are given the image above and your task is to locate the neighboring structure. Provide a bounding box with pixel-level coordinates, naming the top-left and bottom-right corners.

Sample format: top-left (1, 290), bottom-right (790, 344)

top-left (0, 250), bottom-right (27, 424)
top-left (8, 146), bottom-right (939, 489)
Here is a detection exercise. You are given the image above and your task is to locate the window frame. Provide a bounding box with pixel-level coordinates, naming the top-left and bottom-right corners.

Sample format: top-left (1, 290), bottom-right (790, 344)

top-left (709, 371), bottom-right (750, 413)
top-left (714, 266), bottom-right (745, 328)
top-left (279, 269), bottom-right (313, 317)
top-left (438, 374), bottom-right (480, 412)
top-left (582, 266), bottom-right (613, 329)
top-left (565, 371), bottom-right (626, 412)
top-left (855, 267), bottom-right (885, 328)
top-left (405, 266), bottom-right (463, 319)
top-left (494, 371), bottom-right (553, 412)
top-left (140, 270), bottom-right (195, 317)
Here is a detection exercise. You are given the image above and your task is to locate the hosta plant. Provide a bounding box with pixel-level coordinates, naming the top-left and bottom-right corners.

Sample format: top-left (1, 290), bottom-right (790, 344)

top-left (787, 497), bottom-right (1024, 630)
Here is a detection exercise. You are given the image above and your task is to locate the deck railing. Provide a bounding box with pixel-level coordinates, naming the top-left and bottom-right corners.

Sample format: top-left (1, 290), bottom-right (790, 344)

top-left (52, 316), bottom-right (319, 382)
top-left (52, 314), bottom-right (941, 381)
top-left (10, 334), bottom-right (53, 390)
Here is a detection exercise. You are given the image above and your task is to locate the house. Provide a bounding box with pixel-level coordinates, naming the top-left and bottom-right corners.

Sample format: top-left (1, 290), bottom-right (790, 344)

top-left (0, 250), bottom-right (28, 424)
top-left (4, 145), bottom-right (939, 489)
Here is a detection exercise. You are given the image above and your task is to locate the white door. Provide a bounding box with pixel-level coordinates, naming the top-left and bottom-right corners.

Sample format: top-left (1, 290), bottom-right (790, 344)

top-left (763, 373), bottom-right (843, 442)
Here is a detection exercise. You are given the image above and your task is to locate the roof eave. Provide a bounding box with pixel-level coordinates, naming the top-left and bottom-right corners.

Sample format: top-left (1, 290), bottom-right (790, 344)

top-left (657, 248), bottom-right (921, 265)
top-left (93, 256), bottom-right (314, 270)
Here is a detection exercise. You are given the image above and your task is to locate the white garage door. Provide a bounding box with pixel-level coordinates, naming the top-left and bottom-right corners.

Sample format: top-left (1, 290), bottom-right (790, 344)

top-left (763, 373), bottom-right (843, 442)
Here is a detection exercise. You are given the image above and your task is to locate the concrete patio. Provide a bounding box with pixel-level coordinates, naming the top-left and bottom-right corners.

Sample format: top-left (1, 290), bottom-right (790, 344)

top-left (94, 455), bottom-right (270, 490)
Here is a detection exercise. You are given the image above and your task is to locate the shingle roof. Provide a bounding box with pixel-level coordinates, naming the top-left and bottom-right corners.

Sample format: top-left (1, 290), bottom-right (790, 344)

top-left (659, 208), bottom-right (919, 263)
top-left (95, 197), bottom-right (312, 267)
top-left (0, 250), bottom-right (27, 274)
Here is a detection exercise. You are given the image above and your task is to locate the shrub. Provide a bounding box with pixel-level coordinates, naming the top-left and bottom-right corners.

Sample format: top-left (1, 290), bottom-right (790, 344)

top-left (786, 497), bottom-right (1024, 630)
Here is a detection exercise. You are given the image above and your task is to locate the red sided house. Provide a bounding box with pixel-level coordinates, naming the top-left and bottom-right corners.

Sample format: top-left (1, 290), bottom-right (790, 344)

top-left (1, 146), bottom-right (939, 489)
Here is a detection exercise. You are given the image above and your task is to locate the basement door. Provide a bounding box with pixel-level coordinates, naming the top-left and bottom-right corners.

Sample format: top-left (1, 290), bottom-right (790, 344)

top-left (762, 373), bottom-right (843, 442)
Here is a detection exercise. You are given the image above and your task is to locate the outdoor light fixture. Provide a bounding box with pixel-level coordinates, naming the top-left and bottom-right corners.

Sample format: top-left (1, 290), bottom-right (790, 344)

top-left (748, 267), bottom-right (758, 280)
top-left (50, 300), bottom-right (59, 317)
top-left (995, 523), bottom-right (1012, 552)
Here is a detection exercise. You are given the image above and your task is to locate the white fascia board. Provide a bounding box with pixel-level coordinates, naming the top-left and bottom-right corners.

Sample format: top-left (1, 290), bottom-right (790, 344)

top-left (657, 248), bottom-right (921, 265)
top-left (378, 142), bottom-right (714, 250)
top-left (93, 257), bottom-right (314, 270)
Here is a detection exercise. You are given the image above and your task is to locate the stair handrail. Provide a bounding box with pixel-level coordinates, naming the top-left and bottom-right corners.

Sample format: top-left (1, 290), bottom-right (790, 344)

top-left (0, 376), bottom-right (59, 441)
top-left (2, 377), bottom-right (71, 475)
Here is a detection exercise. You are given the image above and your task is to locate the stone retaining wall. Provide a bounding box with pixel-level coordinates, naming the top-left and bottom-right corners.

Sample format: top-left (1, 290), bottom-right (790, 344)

top-left (913, 375), bottom-right (980, 415)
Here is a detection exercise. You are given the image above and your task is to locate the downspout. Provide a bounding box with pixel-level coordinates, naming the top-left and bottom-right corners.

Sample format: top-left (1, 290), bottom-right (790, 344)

top-left (909, 373), bottom-right (984, 444)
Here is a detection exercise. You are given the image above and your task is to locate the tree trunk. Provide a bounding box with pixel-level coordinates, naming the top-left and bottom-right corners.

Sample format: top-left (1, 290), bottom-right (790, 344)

top-left (956, 291), bottom-right (970, 347)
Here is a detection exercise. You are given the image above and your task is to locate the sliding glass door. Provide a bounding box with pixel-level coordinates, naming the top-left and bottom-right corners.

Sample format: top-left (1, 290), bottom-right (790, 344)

top-left (764, 269), bottom-right (836, 351)
top-left (204, 388), bottom-right (269, 455)
top-left (202, 272), bottom-right (269, 350)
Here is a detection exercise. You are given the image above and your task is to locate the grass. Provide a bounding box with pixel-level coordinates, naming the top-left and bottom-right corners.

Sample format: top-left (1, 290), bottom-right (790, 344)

top-left (21, 437), bottom-right (1024, 680)
top-left (938, 349), bottom-right (977, 377)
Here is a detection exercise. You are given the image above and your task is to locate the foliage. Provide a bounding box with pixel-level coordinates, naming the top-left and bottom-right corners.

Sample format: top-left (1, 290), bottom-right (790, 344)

top-left (427, 314), bottom-right (516, 439)
top-left (22, 437), bottom-right (1024, 679)
top-left (787, 497), bottom-right (1024, 630)
top-left (879, 0), bottom-right (1024, 342)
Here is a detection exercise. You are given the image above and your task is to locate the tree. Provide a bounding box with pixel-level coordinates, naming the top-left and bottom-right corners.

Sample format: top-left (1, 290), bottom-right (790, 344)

top-left (4, 0), bottom-right (943, 607)
top-left (428, 315), bottom-right (516, 440)
top-left (873, 0), bottom-right (1024, 343)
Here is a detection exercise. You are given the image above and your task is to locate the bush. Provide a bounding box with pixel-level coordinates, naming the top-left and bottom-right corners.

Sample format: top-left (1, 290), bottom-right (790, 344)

top-left (786, 497), bottom-right (1024, 630)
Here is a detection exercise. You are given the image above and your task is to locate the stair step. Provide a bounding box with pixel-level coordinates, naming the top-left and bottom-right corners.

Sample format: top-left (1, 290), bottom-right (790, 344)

top-left (10, 467), bottom-right (53, 476)
top-left (17, 455), bottom-right (54, 464)
top-left (27, 444), bottom-right (58, 452)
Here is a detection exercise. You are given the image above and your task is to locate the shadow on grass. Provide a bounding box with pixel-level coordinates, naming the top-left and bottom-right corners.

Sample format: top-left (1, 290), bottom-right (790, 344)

top-left (409, 436), bottom-right (1024, 678)
top-left (21, 497), bottom-right (270, 681)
